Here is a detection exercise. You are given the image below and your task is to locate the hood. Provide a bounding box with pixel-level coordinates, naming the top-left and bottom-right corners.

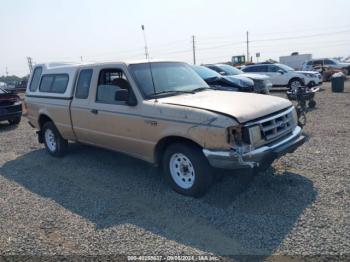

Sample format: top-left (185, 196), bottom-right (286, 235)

top-left (158, 90), bottom-right (292, 123)
top-left (338, 62), bottom-right (350, 67)
top-left (241, 73), bottom-right (270, 80)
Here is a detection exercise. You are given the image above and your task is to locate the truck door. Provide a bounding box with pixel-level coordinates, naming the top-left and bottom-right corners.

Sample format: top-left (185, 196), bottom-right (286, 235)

top-left (70, 68), bottom-right (95, 142)
top-left (73, 66), bottom-right (150, 161)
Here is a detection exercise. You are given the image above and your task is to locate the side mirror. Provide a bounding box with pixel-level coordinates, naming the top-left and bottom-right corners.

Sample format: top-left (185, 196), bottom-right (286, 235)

top-left (219, 71), bottom-right (226, 75)
top-left (115, 89), bottom-right (138, 106)
top-left (277, 70), bottom-right (285, 75)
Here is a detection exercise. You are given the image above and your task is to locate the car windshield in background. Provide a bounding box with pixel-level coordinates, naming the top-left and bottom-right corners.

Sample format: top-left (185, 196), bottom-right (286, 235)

top-left (278, 64), bottom-right (295, 71)
top-left (217, 64), bottom-right (244, 75)
top-left (129, 62), bottom-right (209, 98)
top-left (192, 66), bottom-right (220, 79)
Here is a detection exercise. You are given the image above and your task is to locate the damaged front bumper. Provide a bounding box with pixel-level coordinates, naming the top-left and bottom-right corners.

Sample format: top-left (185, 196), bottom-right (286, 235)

top-left (203, 126), bottom-right (305, 170)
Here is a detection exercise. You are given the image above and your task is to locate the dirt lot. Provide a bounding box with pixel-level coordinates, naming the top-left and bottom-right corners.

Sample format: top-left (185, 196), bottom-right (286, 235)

top-left (0, 81), bottom-right (349, 259)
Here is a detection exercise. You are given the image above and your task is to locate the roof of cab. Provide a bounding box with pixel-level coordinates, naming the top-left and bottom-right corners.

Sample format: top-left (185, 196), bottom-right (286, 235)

top-left (35, 59), bottom-right (184, 70)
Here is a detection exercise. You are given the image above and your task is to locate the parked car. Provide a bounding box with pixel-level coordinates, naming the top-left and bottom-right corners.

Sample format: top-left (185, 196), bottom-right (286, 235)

top-left (25, 61), bottom-right (305, 197)
top-left (192, 65), bottom-right (268, 94)
top-left (302, 58), bottom-right (350, 75)
top-left (241, 63), bottom-right (321, 89)
top-left (0, 87), bottom-right (22, 125)
top-left (203, 64), bottom-right (272, 93)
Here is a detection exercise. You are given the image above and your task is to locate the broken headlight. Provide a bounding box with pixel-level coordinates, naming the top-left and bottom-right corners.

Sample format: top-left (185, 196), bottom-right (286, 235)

top-left (227, 126), bottom-right (243, 145)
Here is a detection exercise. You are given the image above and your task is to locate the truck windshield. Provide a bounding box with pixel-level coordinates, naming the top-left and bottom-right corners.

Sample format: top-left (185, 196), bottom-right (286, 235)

top-left (129, 62), bottom-right (209, 98)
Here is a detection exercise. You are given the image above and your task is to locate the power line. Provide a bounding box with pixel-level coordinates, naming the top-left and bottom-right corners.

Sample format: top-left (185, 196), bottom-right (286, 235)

top-left (251, 29), bottom-right (350, 42)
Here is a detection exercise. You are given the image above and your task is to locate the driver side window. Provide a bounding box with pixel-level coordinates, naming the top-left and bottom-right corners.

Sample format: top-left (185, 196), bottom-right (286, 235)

top-left (96, 69), bottom-right (131, 105)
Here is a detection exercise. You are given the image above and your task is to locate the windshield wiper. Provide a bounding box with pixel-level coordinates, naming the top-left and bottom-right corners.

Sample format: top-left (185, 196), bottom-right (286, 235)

top-left (150, 90), bottom-right (195, 98)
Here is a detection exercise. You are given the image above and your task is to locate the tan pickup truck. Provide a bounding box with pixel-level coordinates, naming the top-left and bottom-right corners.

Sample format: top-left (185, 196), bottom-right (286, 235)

top-left (25, 61), bottom-right (305, 197)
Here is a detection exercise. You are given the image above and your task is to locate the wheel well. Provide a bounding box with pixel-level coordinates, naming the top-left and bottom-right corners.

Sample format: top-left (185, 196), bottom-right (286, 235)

top-left (38, 114), bottom-right (53, 130)
top-left (154, 136), bottom-right (202, 166)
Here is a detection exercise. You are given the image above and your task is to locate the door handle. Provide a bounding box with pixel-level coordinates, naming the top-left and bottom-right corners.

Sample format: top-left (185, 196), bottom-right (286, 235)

top-left (90, 109), bottom-right (98, 114)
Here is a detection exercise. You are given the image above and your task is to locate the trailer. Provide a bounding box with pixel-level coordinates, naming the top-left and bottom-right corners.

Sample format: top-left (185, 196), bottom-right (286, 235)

top-left (279, 53), bottom-right (312, 70)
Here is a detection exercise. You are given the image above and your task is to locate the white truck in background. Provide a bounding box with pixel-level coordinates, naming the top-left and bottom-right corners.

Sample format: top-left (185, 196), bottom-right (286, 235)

top-left (279, 53), bottom-right (312, 70)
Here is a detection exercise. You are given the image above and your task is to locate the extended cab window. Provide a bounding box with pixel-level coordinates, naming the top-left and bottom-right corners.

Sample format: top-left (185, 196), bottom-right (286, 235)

top-left (75, 69), bottom-right (93, 99)
top-left (96, 69), bottom-right (131, 104)
top-left (29, 67), bottom-right (43, 91)
top-left (39, 74), bottom-right (69, 93)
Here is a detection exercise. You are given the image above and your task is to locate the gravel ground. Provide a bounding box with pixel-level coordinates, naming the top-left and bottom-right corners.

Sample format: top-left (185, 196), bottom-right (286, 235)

top-left (0, 81), bottom-right (349, 259)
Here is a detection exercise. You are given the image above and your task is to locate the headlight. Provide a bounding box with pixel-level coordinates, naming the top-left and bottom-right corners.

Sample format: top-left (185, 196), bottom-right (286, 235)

top-left (227, 126), bottom-right (243, 145)
top-left (248, 125), bottom-right (262, 145)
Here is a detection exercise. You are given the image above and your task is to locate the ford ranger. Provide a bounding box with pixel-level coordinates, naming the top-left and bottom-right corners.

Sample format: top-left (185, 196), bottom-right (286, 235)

top-left (25, 61), bottom-right (305, 197)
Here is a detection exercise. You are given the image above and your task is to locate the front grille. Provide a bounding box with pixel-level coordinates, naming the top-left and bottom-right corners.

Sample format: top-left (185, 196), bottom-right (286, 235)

top-left (245, 107), bottom-right (297, 146)
top-left (260, 111), bottom-right (294, 141)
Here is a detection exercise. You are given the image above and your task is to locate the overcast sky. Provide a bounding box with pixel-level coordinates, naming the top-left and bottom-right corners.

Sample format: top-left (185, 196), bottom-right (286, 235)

top-left (1, 0), bottom-right (349, 76)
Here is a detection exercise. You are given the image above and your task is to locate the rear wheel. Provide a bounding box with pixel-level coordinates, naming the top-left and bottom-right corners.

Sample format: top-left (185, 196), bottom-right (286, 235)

top-left (163, 143), bottom-right (213, 197)
top-left (8, 117), bottom-right (21, 125)
top-left (42, 122), bottom-right (68, 157)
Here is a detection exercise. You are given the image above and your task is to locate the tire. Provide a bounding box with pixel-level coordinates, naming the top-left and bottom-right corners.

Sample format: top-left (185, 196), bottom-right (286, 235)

top-left (8, 116), bottom-right (21, 125)
top-left (288, 78), bottom-right (303, 91)
top-left (162, 143), bottom-right (213, 197)
top-left (42, 122), bottom-right (68, 157)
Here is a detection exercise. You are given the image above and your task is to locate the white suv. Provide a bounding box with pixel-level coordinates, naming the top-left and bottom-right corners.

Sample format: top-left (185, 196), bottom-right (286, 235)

top-left (242, 63), bottom-right (311, 89)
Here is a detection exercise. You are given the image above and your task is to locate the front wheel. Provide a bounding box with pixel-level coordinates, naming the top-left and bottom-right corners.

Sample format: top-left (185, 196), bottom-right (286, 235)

top-left (288, 79), bottom-right (303, 91)
top-left (163, 143), bottom-right (213, 197)
top-left (42, 122), bottom-right (68, 157)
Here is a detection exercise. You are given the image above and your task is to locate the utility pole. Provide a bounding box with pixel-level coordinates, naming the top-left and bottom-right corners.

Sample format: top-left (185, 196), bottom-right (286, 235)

top-left (246, 31), bottom-right (250, 63)
top-left (192, 35), bottom-right (196, 65)
top-left (5, 66), bottom-right (9, 77)
top-left (27, 57), bottom-right (34, 73)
